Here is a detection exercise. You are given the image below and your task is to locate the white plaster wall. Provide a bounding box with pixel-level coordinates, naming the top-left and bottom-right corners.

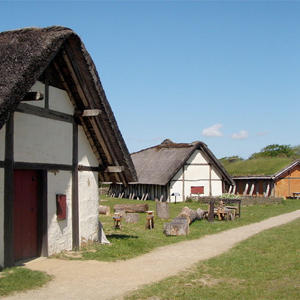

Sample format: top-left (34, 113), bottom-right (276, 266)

top-left (78, 126), bottom-right (98, 167)
top-left (0, 168), bottom-right (4, 267)
top-left (211, 166), bottom-right (222, 180)
top-left (79, 171), bottom-right (99, 246)
top-left (185, 164), bottom-right (210, 180)
top-left (211, 180), bottom-right (223, 195)
top-left (14, 113), bottom-right (72, 165)
top-left (49, 84), bottom-right (74, 115)
top-left (170, 149), bottom-right (224, 201)
top-left (47, 171), bottom-right (73, 255)
top-left (186, 150), bottom-right (208, 164)
top-left (22, 81), bottom-right (45, 108)
top-left (170, 179), bottom-right (183, 202)
top-left (0, 124), bottom-right (5, 161)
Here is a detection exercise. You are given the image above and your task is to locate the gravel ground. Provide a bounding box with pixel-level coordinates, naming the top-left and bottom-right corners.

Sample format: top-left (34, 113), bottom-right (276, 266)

top-left (3, 209), bottom-right (300, 300)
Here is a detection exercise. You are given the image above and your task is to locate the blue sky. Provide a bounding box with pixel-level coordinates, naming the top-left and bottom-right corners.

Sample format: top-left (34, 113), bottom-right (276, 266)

top-left (1, 1), bottom-right (300, 159)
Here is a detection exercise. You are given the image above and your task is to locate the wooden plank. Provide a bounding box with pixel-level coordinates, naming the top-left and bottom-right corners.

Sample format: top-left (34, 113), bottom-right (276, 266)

top-left (104, 166), bottom-right (125, 173)
top-left (75, 109), bottom-right (102, 117)
top-left (72, 122), bottom-right (79, 249)
top-left (14, 162), bottom-right (72, 171)
top-left (40, 170), bottom-right (48, 257)
top-left (44, 68), bottom-right (49, 109)
top-left (4, 115), bottom-right (14, 267)
top-left (16, 103), bottom-right (73, 123)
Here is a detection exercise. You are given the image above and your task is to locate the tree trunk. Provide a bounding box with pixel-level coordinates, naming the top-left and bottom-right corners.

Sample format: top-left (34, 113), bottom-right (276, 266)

top-left (176, 206), bottom-right (203, 224)
top-left (125, 213), bottom-right (140, 223)
top-left (99, 205), bottom-right (110, 215)
top-left (156, 202), bottom-right (170, 219)
top-left (163, 222), bottom-right (189, 236)
top-left (114, 203), bottom-right (149, 213)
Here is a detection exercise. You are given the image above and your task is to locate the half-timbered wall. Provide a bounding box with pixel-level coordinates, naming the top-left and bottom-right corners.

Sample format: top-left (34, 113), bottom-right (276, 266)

top-left (0, 80), bottom-right (100, 267)
top-left (170, 150), bottom-right (223, 202)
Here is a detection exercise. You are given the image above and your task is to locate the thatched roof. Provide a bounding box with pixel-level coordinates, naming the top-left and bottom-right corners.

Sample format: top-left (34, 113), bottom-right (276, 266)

top-left (0, 26), bottom-right (137, 184)
top-left (131, 139), bottom-right (234, 186)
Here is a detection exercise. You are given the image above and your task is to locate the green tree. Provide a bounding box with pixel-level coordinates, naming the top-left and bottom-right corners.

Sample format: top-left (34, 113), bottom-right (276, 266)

top-left (291, 145), bottom-right (300, 158)
top-left (249, 144), bottom-right (295, 159)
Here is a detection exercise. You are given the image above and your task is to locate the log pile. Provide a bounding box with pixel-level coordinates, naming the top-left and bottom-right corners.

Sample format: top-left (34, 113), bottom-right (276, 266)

top-left (99, 205), bottom-right (110, 215)
top-left (163, 206), bottom-right (205, 236)
top-left (113, 203), bottom-right (149, 213)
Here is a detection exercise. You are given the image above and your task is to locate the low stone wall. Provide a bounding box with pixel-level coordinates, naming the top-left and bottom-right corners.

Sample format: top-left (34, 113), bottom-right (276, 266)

top-left (191, 196), bottom-right (284, 206)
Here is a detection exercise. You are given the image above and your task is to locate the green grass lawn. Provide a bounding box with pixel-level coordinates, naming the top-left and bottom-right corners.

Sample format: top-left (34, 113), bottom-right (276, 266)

top-left (76, 196), bottom-right (300, 262)
top-left (124, 217), bottom-right (300, 300)
top-left (0, 267), bottom-right (51, 297)
top-left (1, 197), bottom-right (299, 298)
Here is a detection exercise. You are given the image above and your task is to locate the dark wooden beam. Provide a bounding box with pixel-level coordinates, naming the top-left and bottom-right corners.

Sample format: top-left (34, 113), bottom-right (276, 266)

top-left (4, 115), bottom-right (14, 268)
top-left (14, 162), bottom-right (72, 171)
top-left (16, 103), bottom-right (73, 123)
top-left (72, 122), bottom-right (79, 250)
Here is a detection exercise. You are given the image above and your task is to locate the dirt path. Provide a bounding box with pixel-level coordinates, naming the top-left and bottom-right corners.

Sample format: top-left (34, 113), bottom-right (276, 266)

top-left (3, 209), bottom-right (300, 300)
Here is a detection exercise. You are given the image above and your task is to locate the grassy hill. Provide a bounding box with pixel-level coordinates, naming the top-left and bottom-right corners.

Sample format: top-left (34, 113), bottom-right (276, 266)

top-left (221, 157), bottom-right (295, 176)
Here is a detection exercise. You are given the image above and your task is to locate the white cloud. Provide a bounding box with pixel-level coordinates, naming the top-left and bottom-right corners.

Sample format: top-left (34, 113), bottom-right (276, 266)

top-left (202, 124), bottom-right (223, 137)
top-left (230, 130), bottom-right (249, 140)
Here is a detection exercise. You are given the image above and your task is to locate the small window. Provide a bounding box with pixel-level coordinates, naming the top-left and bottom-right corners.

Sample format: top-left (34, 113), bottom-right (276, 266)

top-left (191, 186), bottom-right (204, 194)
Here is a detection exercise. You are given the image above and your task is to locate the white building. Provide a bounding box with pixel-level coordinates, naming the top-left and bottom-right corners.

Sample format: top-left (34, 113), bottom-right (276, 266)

top-left (111, 139), bottom-right (234, 202)
top-left (0, 26), bottom-right (137, 268)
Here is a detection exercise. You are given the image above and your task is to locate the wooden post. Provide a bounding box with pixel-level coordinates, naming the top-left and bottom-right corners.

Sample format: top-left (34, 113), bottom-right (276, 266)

top-left (208, 200), bottom-right (214, 222)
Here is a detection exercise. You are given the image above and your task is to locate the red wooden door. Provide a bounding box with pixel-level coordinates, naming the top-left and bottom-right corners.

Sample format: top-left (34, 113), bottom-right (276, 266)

top-left (14, 170), bottom-right (38, 261)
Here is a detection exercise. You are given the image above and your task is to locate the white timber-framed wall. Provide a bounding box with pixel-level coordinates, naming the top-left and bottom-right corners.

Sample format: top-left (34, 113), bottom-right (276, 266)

top-left (170, 149), bottom-right (224, 202)
top-left (0, 80), bottom-right (100, 267)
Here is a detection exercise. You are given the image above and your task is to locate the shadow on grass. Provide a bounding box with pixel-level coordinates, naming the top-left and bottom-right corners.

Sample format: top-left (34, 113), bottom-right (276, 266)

top-left (106, 234), bottom-right (139, 240)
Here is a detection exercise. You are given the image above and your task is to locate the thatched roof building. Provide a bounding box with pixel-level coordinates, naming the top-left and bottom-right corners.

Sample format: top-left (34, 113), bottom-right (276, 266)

top-left (132, 139), bottom-right (233, 186)
top-left (111, 139), bottom-right (234, 202)
top-left (0, 26), bottom-right (137, 184)
top-left (0, 26), bottom-right (137, 268)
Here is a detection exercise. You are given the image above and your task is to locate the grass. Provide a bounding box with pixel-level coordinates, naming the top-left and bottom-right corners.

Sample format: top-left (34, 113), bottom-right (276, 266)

top-left (2, 196), bottom-right (299, 298)
top-left (61, 196), bottom-right (300, 262)
top-left (222, 157), bottom-right (294, 176)
top-left (124, 217), bottom-right (300, 300)
top-left (0, 267), bottom-right (51, 297)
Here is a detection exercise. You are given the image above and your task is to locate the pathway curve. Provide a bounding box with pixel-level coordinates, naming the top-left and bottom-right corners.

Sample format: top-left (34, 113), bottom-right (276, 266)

top-left (3, 209), bottom-right (300, 300)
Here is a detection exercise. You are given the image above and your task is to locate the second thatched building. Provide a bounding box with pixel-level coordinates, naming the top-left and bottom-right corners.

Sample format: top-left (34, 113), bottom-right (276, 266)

top-left (110, 139), bottom-right (234, 202)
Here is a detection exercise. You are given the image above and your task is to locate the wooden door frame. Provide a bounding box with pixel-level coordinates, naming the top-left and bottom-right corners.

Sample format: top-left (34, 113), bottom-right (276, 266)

top-left (4, 115), bottom-right (48, 267)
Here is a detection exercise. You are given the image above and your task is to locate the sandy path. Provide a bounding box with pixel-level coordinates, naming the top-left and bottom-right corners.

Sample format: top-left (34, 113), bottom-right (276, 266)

top-left (3, 209), bottom-right (300, 300)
